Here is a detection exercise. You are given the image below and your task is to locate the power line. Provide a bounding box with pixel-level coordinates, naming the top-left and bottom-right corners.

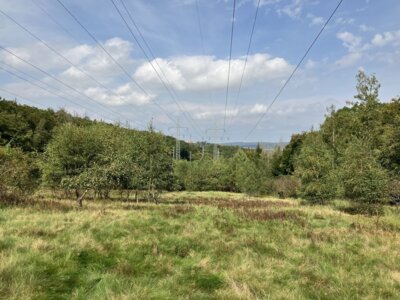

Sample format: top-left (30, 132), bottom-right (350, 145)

top-left (0, 59), bottom-right (146, 129)
top-left (0, 86), bottom-right (46, 108)
top-left (30, 0), bottom-right (81, 45)
top-left (222, 0), bottom-right (236, 130)
top-left (111, 0), bottom-right (204, 139)
top-left (0, 9), bottom-right (147, 126)
top-left (29, 0), bottom-right (154, 126)
top-left (195, 0), bottom-right (206, 56)
top-left (55, 0), bottom-right (178, 126)
top-left (228, 0), bottom-right (261, 129)
top-left (0, 64), bottom-right (107, 118)
top-left (0, 46), bottom-right (143, 127)
top-left (244, 0), bottom-right (344, 140)
top-left (0, 7), bottom-right (115, 97)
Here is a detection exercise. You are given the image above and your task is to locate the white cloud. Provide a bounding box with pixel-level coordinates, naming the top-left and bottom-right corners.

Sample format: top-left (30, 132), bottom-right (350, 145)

top-left (335, 17), bottom-right (355, 26)
top-left (84, 85), bottom-right (153, 106)
top-left (0, 38), bottom-right (153, 107)
top-left (371, 30), bottom-right (400, 47)
top-left (305, 59), bottom-right (316, 69)
top-left (195, 108), bottom-right (238, 120)
top-left (259, 0), bottom-right (283, 6)
top-left (134, 53), bottom-right (292, 91)
top-left (307, 13), bottom-right (324, 26)
top-left (359, 24), bottom-right (373, 32)
top-left (250, 103), bottom-right (267, 114)
top-left (337, 31), bottom-right (362, 52)
top-left (335, 52), bottom-right (362, 68)
top-left (277, 0), bottom-right (303, 19)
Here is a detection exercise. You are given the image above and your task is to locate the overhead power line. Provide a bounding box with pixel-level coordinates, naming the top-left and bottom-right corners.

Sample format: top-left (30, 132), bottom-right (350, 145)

top-left (0, 65), bottom-right (107, 119)
top-left (0, 46), bottom-right (144, 127)
top-left (244, 0), bottom-right (344, 140)
top-left (0, 85), bottom-right (46, 108)
top-left (0, 59), bottom-right (145, 129)
top-left (222, 0), bottom-right (236, 130)
top-left (0, 7), bottom-right (115, 98)
top-left (30, 0), bottom-right (81, 45)
top-left (0, 8), bottom-right (145, 127)
top-left (228, 0), bottom-right (261, 129)
top-left (110, 0), bottom-right (203, 139)
top-left (195, 0), bottom-right (206, 56)
top-left (55, 0), bottom-right (178, 127)
top-left (29, 0), bottom-right (153, 126)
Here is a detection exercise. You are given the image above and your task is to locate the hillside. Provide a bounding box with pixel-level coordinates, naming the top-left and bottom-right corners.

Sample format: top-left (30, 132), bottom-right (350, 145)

top-left (0, 99), bottom-right (239, 159)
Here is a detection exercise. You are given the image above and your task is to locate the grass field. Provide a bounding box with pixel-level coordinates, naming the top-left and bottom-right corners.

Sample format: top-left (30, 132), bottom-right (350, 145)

top-left (1, 191), bottom-right (400, 299)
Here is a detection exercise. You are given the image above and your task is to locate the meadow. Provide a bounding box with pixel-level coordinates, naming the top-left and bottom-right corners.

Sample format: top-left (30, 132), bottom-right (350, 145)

top-left (1, 191), bottom-right (400, 299)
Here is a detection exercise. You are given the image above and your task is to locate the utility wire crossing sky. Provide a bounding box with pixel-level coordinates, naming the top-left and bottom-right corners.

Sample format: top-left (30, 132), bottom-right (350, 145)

top-left (0, 0), bottom-right (399, 142)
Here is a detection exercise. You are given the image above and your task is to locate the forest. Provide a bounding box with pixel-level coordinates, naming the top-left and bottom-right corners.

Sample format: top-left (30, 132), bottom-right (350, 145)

top-left (1, 71), bottom-right (399, 213)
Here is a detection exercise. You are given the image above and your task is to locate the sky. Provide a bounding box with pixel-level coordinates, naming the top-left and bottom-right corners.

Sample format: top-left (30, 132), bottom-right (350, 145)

top-left (0, 0), bottom-right (399, 142)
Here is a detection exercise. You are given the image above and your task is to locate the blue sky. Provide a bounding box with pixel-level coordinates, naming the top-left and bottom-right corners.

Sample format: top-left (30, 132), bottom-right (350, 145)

top-left (0, 0), bottom-right (399, 142)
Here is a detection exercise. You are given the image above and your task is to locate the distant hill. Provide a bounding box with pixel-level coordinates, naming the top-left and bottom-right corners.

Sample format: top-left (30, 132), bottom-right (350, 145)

top-left (222, 142), bottom-right (288, 150)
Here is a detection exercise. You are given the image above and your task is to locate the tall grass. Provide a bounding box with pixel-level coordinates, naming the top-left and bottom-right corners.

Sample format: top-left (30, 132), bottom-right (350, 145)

top-left (0, 192), bottom-right (399, 299)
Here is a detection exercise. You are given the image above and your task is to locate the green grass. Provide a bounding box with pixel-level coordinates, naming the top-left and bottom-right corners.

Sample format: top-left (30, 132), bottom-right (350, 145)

top-left (1, 191), bottom-right (400, 299)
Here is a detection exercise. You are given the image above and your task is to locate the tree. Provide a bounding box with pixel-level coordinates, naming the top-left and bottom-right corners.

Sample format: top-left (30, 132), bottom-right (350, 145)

top-left (140, 125), bottom-right (173, 202)
top-left (338, 138), bottom-right (389, 207)
top-left (294, 133), bottom-right (337, 203)
top-left (42, 123), bottom-right (105, 206)
top-left (354, 70), bottom-right (380, 105)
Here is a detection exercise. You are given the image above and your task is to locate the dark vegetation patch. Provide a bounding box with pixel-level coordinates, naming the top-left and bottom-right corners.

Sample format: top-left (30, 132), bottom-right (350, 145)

top-left (120, 204), bottom-right (160, 211)
top-left (187, 197), bottom-right (293, 209)
top-left (163, 205), bottom-right (195, 218)
top-left (341, 204), bottom-right (385, 216)
top-left (182, 267), bottom-right (225, 292)
top-left (0, 194), bottom-right (72, 212)
top-left (19, 227), bottom-right (58, 238)
top-left (237, 209), bottom-right (303, 222)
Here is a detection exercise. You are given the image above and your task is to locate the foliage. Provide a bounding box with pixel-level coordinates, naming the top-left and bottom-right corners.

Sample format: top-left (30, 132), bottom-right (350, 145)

top-left (338, 138), bottom-right (389, 205)
top-left (0, 146), bottom-right (39, 197)
top-left (294, 133), bottom-right (337, 204)
top-left (273, 176), bottom-right (300, 199)
top-left (42, 123), bottom-right (172, 206)
top-left (0, 99), bottom-right (91, 152)
top-left (271, 134), bottom-right (306, 176)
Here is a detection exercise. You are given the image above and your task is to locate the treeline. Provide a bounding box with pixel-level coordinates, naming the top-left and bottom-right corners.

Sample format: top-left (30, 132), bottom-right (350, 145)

top-left (0, 98), bottom-right (239, 207)
top-left (0, 99), bottom-right (239, 158)
top-left (1, 71), bottom-right (399, 213)
top-left (173, 71), bottom-right (400, 212)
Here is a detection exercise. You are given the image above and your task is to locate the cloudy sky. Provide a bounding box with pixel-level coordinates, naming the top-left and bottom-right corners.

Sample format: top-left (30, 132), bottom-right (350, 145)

top-left (0, 0), bottom-right (399, 142)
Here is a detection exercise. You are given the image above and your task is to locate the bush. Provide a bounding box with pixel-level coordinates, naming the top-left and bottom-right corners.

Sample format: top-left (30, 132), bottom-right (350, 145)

top-left (0, 146), bottom-right (39, 196)
top-left (388, 178), bottom-right (400, 205)
top-left (273, 176), bottom-right (300, 198)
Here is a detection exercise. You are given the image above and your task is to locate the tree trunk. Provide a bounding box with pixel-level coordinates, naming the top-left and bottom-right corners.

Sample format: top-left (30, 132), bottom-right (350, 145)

top-left (76, 189), bottom-right (88, 208)
top-left (135, 190), bottom-right (138, 204)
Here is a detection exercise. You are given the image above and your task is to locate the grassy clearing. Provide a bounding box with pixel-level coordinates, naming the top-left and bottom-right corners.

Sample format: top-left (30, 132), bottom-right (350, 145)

top-left (1, 191), bottom-right (400, 299)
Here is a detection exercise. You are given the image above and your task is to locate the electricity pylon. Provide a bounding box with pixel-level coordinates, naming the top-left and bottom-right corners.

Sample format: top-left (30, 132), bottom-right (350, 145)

top-left (169, 118), bottom-right (187, 160)
top-left (206, 124), bottom-right (227, 160)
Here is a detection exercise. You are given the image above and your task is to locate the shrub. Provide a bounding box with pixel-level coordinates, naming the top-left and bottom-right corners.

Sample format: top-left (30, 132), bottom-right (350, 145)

top-left (388, 178), bottom-right (400, 205)
top-left (0, 146), bottom-right (39, 196)
top-left (273, 176), bottom-right (300, 198)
